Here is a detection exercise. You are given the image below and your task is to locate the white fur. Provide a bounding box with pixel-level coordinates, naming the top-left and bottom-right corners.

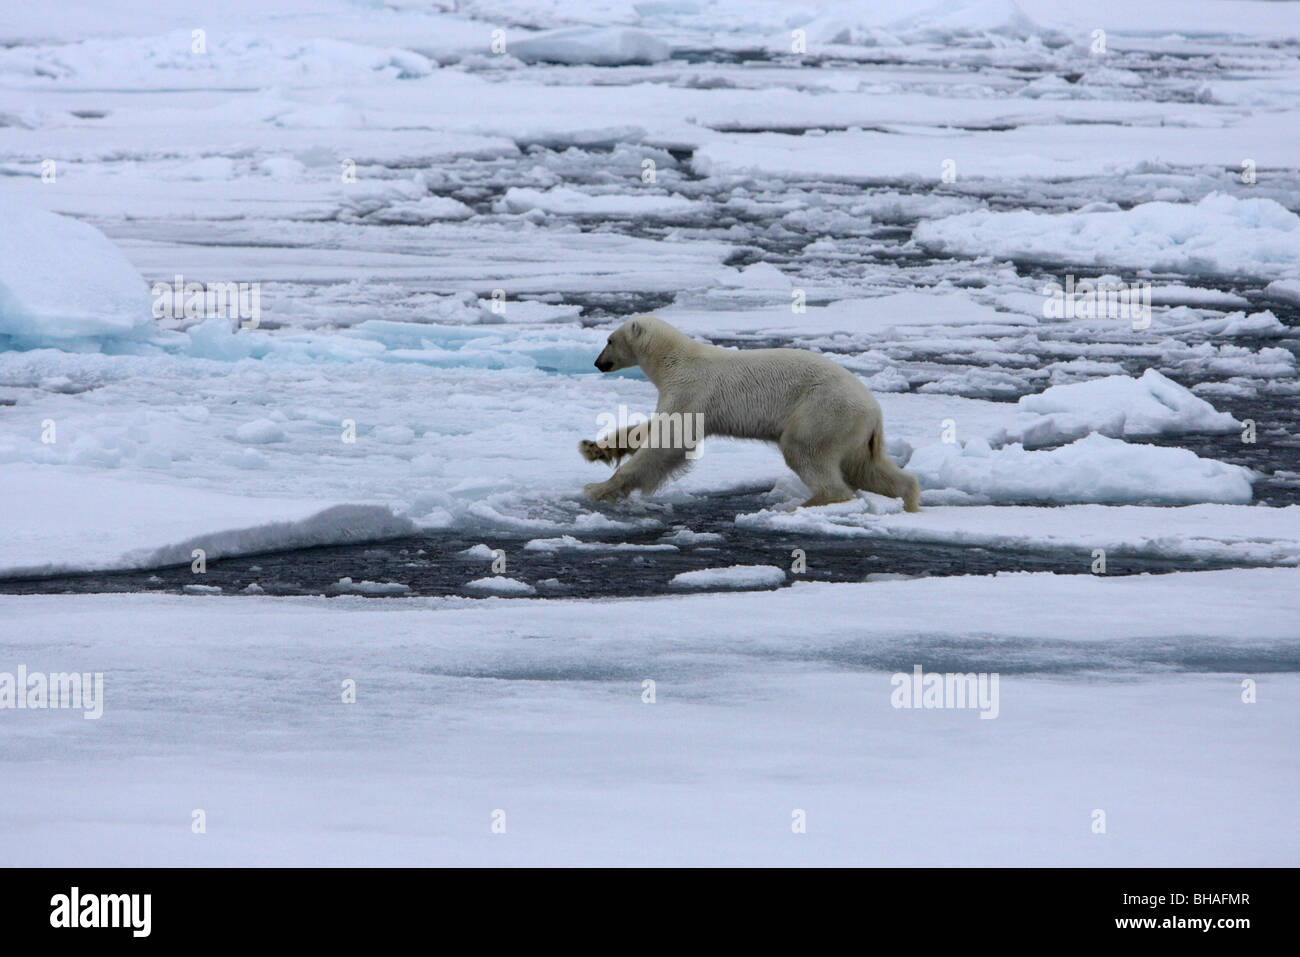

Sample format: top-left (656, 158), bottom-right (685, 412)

top-left (581, 316), bottom-right (920, 510)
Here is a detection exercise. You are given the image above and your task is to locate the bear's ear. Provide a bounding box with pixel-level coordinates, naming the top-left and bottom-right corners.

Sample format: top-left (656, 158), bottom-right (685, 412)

top-left (628, 320), bottom-right (642, 338)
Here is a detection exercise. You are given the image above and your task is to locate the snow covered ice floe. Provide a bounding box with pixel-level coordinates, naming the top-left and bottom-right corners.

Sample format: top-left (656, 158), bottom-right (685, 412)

top-left (1, 0), bottom-right (1300, 872)
top-left (463, 576), bottom-right (537, 596)
top-left (524, 535), bottom-right (677, 552)
top-left (0, 0), bottom-right (1296, 580)
top-left (737, 502), bottom-right (1300, 566)
top-left (0, 464), bottom-right (413, 578)
top-left (668, 565), bottom-right (787, 590)
top-left (0, 205), bottom-right (155, 349)
top-left (506, 27), bottom-right (672, 66)
top-left (329, 577), bottom-right (411, 596)
top-left (1014, 369), bottom-right (1239, 440)
top-left (3, 567), bottom-right (1298, 864)
top-left (915, 193), bottom-right (1300, 280)
top-left (499, 186), bottom-right (700, 220)
top-left (907, 433), bottom-right (1254, 506)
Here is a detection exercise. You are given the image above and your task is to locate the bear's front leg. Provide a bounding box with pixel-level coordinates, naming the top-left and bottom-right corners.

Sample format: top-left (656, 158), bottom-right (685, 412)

top-left (584, 474), bottom-right (632, 502)
top-left (583, 445), bottom-right (689, 503)
top-left (579, 423), bottom-right (646, 467)
top-left (578, 438), bottom-right (629, 467)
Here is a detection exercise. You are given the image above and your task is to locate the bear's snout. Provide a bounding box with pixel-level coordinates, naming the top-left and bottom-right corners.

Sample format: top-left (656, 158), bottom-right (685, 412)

top-left (595, 357), bottom-right (611, 371)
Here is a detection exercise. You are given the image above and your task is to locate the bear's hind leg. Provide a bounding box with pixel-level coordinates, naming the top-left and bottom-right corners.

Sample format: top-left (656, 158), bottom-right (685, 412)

top-left (870, 466), bottom-right (921, 512)
top-left (852, 457), bottom-right (921, 513)
top-left (780, 433), bottom-right (854, 508)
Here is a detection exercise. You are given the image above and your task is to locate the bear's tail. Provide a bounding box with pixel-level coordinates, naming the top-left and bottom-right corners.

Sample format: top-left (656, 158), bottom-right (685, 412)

top-left (844, 423), bottom-right (921, 513)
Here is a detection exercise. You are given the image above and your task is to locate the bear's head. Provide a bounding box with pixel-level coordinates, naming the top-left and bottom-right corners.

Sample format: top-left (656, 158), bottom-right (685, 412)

top-left (594, 318), bottom-right (648, 373)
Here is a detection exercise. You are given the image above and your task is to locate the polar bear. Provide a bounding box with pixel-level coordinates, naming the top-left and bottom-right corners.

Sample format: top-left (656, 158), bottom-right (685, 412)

top-left (580, 316), bottom-right (920, 510)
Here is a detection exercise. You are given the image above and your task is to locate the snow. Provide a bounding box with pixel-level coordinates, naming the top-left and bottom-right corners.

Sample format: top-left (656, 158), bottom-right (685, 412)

top-left (500, 186), bottom-right (698, 218)
top-left (507, 27), bottom-right (672, 66)
top-left (1016, 369), bottom-right (1239, 438)
top-left (330, 577), bottom-right (411, 596)
top-left (0, 464), bottom-right (349, 577)
top-left (2, 567), bottom-right (1297, 865)
top-left (907, 433), bottom-right (1254, 506)
top-left (464, 576), bottom-right (537, 596)
top-left (0, 204), bottom-right (154, 348)
top-left (233, 418), bottom-right (286, 444)
top-left (669, 565), bottom-right (787, 589)
top-left (2, 0), bottom-right (1299, 867)
top-left (916, 193), bottom-right (1300, 280)
top-left (1266, 279), bottom-right (1300, 305)
top-left (668, 290), bottom-right (1032, 338)
top-left (659, 528), bottom-right (724, 545)
top-left (738, 502), bottom-right (1300, 566)
top-left (117, 505), bottom-right (416, 575)
top-left (524, 535), bottom-right (676, 552)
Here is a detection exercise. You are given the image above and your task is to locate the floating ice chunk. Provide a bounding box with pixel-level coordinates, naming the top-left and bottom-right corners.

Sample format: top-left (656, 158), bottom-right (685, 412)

top-left (887, 0), bottom-right (1048, 43)
top-left (373, 425), bottom-right (416, 445)
top-left (234, 419), bottom-right (286, 444)
top-left (330, 578), bottom-right (411, 596)
top-left (1182, 343), bottom-right (1296, 378)
top-left (907, 432), bottom-right (1254, 505)
top-left (226, 448), bottom-right (270, 470)
top-left (501, 186), bottom-right (696, 219)
top-left (0, 204), bottom-right (152, 348)
top-left (2, 32), bottom-right (437, 87)
top-left (1017, 369), bottom-right (1239, 436)
top-left (120, 505), bottom-right (416, 571)
top-left (854, 291), bottom-right (1033, 328)
top-left (659, 528), bottom-right (724, 545)
top-left (182, 584), bottom-right (222, 595)
top-left (1079, 67), bottom-right (1145, 88)
top-left (524, 535), bottom-right (676, 552)
top-left (669, 565), bottom-right (787, 590)
top-left (722, 262), bottom-right (791, 290)
top-left (458, 544), bottom-right (498, 559)
top-left (508, 27), bottom-right (671, 66)
top-left (1149, 285), bottom-right (1250, 309)
top-left (673, 291), bottom-right (1026, 339)
top-left (464, 576), bottom-right (536, 596)
top-left (259, 157), bottom-right (306, 180)
top-left (1202, 310), bottom-right (1285, 337)
top-left (338, 178), bottom-right (477, 224)
top-left (798, 0), bottom-right (1049, 47)
top-left (176, 405), bottom-right (211, 423)
top-left (735, 503), bottom-right (1300, 566)
top-left (1265, 279), bottom-right (1300, 304)
top-left (915, 193), bottom-right (1300, 280)
top-left (472, 299), bottom-right (583, 325)
top-left (363, 196), bottom-right (475, 224)
top-left (1193, 379), bottom-right (1259, 400)
top-left (864, 367), bottom-right (911, 393)
top-left (919, 368), bottom-right (1032, 400)
top-left (184, 318), bottom-right (271, 360)
top-left (38, 375), bottom-right (79, 394)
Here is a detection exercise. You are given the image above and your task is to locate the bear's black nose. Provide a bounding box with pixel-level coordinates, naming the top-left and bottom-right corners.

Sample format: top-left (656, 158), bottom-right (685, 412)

top-left (595, 359), bottom-right (610, 371)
